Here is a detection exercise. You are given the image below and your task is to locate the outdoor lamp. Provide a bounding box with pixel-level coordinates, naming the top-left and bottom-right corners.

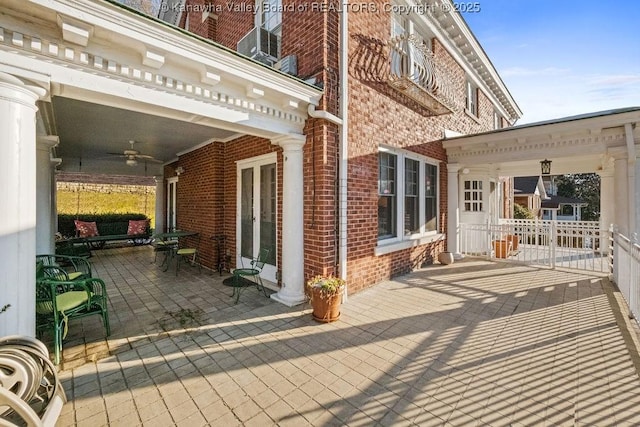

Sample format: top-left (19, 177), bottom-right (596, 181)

top-left (540, 159), bottom-right (552, 175)
top-left (175, 166), bottom-right (185, 176)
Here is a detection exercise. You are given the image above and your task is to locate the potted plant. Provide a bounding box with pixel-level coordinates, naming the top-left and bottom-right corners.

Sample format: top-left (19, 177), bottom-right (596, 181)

top-left (307, 275), bottom-right (345, 323)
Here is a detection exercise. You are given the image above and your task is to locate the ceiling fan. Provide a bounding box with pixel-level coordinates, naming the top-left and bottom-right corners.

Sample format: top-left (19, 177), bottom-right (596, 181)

top-left (108, 140), bottom-right (162, 166)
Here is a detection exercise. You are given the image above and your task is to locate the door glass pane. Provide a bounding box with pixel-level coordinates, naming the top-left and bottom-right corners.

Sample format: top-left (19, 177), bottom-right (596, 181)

top-left (241, 168), bottom-right (254, 259)
top-left (260, 164), bottom-right (277, 265)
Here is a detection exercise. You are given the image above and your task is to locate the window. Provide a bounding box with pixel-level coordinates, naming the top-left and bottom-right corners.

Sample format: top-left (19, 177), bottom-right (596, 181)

top-left (391, 14), bottom-right (407, 38)
top-left (259, 0), bottom-right (282, 32)
top-left (425, 164), bottom-right (437, 231)
top-left (378, 152), bottom-right (397, 239)
top-left (464, 180), bottom-right (483, 212)
top-left (405, 158), bottom-right (419, 235)
top-left (493, 111), bottom-right (503, 129)
top-left (561, 205), bottom-right (574, 216)
top-left (378, 148), bottom-right (440, 242)
top-left (466, 80), bottom-right (478, 117)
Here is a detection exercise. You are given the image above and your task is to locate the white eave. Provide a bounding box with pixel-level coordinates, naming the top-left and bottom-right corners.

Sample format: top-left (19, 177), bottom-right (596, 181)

top-left (413, 0), bottom-right (522, 122)
top-left (24, 0), bottom-right (322, 106)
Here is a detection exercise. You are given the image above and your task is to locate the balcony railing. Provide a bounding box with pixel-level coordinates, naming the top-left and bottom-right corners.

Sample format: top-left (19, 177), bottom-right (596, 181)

top-left (388, 35), bottom-right (457, 115)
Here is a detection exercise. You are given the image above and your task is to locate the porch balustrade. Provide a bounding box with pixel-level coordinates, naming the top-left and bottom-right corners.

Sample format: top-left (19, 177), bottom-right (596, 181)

top-left (388, 34), bottom-right (457, 115)
top-left (459, 219), bottom-right (610, 273)
top-left (611, 230), bottom-right (640, 325)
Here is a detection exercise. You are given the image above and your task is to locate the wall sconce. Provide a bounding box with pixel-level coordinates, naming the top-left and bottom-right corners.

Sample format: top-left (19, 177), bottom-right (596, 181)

top-left (540, 159), bottom-right (552, 175)
top-left (175, 166), bottom-right (185, 176)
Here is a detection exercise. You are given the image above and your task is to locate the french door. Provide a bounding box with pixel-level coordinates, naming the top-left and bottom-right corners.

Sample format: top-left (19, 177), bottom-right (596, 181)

top-left (237, 154), bottom-right (277, 282)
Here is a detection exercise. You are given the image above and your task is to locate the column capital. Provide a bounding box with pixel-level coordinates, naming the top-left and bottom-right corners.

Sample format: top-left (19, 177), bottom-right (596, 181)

top-left (36, 135), bottom-right (59, 150)
top-left (446, 163), bottom-right (462, 173)
top-left (0, 72), bottom-right (47, 108)
top-left (271, 133), bottom-right (306, 150)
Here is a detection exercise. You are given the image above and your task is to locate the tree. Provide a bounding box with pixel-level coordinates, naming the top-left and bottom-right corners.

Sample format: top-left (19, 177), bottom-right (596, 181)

top-left (554, 173), bottom-right (600, 221)
top-left (514, 203), bottom-right (535, 219)
top-left (555, 175), bottom-right (575, 198)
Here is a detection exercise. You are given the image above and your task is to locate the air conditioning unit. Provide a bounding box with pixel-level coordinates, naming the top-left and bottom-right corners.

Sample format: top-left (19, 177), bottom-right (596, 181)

top-left (237, 27), bottom-right (280, 65)
top-left (274, 55), bottom-right (297, 76)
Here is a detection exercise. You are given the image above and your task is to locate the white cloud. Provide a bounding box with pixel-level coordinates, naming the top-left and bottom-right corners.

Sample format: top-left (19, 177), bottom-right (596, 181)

top-left (587, 74), bottom-right (640, 86)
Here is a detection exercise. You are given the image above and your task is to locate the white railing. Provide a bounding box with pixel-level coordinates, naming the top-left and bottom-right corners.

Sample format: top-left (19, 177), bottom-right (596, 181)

top-left (460, 219), bottom-right (610, 272)
top-left (388, 34), bottom-right (457, 114)
top-left (611, 231), bottom-right (640, 323)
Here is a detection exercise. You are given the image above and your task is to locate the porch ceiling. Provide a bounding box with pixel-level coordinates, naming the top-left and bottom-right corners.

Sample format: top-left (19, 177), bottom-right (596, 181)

top-left (3, 0), bottom-right (323, 178)
top-left (48, 97), bottom-right (237, 176)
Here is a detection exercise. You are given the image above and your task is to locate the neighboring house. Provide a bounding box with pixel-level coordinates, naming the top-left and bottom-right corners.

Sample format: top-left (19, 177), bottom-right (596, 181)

top-left (512, 176), bottom-right (588, 221)
top-left (513, 176), bottom-right (547, 218)
top-left (541, 196), bottom-right (587, 221)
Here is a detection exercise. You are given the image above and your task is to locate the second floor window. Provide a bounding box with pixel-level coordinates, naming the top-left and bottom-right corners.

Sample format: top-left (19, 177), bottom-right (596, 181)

top-left (494, 111), bottom-right (503, 129)
top-left (466, 80), bottom-right (478, 117)
top-left (259, 0), bottom-right (282, 32)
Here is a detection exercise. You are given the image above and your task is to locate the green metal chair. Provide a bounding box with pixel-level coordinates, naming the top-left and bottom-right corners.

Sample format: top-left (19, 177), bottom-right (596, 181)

top-left (176, 234), bottom-right (201, 276)
top-left (35, 264), bottom-right (110, 364)
top-left (36, 254), bottom-right (92, 281)
top-left (231, 248), bottom-right (270, 304)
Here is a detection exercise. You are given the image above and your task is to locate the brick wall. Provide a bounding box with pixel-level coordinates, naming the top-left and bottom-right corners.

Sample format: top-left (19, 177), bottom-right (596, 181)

top-left (166, 4), bottom-right (510, 294)
top-left (344, 7), bottom-right (499, 293)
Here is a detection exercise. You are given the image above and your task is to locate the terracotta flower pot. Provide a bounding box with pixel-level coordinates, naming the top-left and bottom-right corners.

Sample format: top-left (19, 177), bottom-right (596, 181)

top-left (310, 286), bottom-right (342, 323)
top-left (493, 240), bottom-right (512, 259)
top-left (438, 252), bottom-right (454, 265)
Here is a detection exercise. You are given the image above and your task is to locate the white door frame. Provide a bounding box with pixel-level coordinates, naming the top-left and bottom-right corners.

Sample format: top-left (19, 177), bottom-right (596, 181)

top-left (166, 177), bottom-right (178, 231)
top-left (236, 153), bottom-right (278, 282)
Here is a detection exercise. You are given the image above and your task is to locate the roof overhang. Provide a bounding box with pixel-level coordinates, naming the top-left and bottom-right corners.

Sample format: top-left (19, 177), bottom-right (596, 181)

top-left (443, 107), bottom-right (640, 176)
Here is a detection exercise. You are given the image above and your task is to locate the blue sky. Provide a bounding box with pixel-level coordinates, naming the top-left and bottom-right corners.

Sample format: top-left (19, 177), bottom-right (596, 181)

top-left (462, 1), bottom-right (640, 124)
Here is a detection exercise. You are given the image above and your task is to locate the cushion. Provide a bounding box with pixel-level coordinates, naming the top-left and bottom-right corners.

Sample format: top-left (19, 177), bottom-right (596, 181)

top-left (127, 220), bottom-right (148, 236)
top-left (74, 220), bottom-right (99, 238)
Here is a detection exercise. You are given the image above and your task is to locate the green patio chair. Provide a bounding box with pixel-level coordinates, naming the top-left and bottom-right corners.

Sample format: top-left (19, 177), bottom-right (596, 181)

top-left (231, 248), bottom-right (270, 304)
top-left (36, 254), bottom-right (92, 281)
top-left (176, 234), bottom-right (201, 276)
top-left (35, 272), bottom-right (110, 365)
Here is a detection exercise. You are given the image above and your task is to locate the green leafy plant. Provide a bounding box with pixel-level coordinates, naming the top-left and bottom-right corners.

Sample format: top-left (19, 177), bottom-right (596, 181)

top-left (306, 275), bottom-right (346, 300)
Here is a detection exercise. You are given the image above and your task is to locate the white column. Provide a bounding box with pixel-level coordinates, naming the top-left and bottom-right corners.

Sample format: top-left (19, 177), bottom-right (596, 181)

top-left (598, 168), bottom-right (614, 253)
top-left (36, 136), bottom-right (59, 255)
top-left (614, 157), bottom-right (629, 235)
top-left (271, 134), bottom-right (306, 306)
top-left (154, 176), bottom-right (165, 233)
top-left (447, 163), bottom-right (462, 258)
top-left (0, 73), bottom-right (47, 337)
top-left (636, 158), bottom-right (640, 236)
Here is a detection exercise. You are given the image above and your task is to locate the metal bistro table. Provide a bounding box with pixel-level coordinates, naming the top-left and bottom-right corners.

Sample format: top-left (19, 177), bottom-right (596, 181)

top-left (152, 230), bottom-right (198, 271)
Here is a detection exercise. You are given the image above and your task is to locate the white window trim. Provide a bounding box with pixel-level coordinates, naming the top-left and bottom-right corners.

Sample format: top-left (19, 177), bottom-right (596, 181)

top-left (377, 146), bottom-right (442, 254)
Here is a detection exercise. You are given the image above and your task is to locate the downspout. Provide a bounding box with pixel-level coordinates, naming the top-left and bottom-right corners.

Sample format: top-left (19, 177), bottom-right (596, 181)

top-left (306, 0), bottom-right (348, 297)
top-left (624, 123), bottom-right (637, 234)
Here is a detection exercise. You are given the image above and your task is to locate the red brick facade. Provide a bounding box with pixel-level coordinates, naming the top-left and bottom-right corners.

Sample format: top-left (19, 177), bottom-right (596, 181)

top-left (170, 1), bottom-right (507, 293)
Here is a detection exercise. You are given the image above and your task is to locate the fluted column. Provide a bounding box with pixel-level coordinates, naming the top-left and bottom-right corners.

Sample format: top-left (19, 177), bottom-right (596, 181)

top-left (270, 134), bottom-right (306, 307)
top-left (0, 72), bottom-right (47, 337)
top-left (614, 156), bottom-right (629, 235)
top-left (36, 135), bottom-right (60, 255)
top-left (597, 166), bottom-right (614, 254)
